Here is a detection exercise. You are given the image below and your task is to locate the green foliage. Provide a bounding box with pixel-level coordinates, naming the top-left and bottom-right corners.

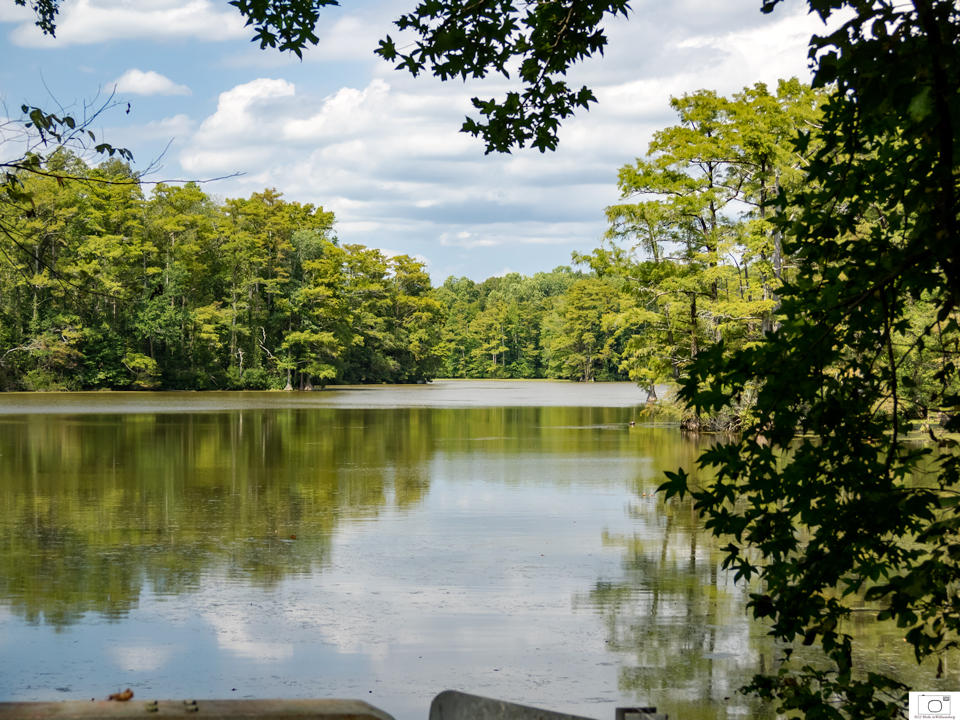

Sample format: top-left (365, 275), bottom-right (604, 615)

top-left (0, 166), bottom-right (446, 390)
top-left (543, 277), bottom-right (625, 381)
top-left (431, 267), bottom-right (631, 380)
top-left (228, 0), bottom-right (341, 57)
top-left (376, 0), bottom-right (629, 152)
top-left (658, 1), bottom-right (960, 717)
top-left (122, 352), bottom-right (161, 389)
top-left (577, 80), bottom-right (823, 427)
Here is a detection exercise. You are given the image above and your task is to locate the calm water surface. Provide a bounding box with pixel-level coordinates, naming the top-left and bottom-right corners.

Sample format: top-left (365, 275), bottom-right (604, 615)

top-left (0, 381), bottom-right (947, 719)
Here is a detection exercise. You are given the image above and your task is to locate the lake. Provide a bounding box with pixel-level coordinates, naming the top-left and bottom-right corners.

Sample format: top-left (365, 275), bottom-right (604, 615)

top-left (0, 381), bottom-right (945, 719)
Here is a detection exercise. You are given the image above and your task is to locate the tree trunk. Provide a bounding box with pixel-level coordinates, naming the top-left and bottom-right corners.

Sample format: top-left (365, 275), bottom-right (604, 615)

top-left (690, 295), bottom-right (698, 359)
top-left (664, 304), bottom-right (680, 380)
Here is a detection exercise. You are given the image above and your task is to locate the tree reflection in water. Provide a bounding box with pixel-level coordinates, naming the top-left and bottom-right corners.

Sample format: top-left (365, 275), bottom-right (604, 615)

top-left (577, 429), bottom-right (952, 719)
top-left (0, 400), bottom-right (949, 716)
top-left (0, 407), bottom-right (437, 625)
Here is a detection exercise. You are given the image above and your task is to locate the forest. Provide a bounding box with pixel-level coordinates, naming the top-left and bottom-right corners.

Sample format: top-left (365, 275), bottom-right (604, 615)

top-left (0, 156), bottom-right (447, 391)
top-left (0, 78), bottom-right (956, 425)
top-left (0, 147), bottom-right (635, 391)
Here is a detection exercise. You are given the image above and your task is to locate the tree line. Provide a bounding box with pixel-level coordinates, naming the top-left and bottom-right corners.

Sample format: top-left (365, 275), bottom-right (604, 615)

top-left (583, 77), bottom-right (960, 431)
top-left (0, 150), bottom-right (642, 391)
top-left (4, 78), bottom-right (955, 414)
top-left (0, 151), bottom-right (644, 391)
top-left (0, 155), bottom-right (446, 391)
top-left (435, 270), bottom-right (633, 382)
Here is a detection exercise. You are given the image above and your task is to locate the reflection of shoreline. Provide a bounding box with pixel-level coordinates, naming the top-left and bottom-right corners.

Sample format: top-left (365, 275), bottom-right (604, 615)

top-left (0, 519), bottom-right (337, 626)
top-left (575, 478), bottom-right (777, 720)
top-left (0, 380), bottom-right (648, 415)
top-left (0, 404), bottom-right (644, 627)
top-left (584, 482), bottom-right (957, 720)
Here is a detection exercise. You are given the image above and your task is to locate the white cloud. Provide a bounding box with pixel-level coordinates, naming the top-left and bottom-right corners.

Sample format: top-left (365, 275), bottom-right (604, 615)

top-left (308, 13), bottom-right (391, 62)
top-left (8, 0), bottom-right (247, 47)
top-left (192, 78), bottom-right (296, 141)
top-left (179, 75), bottom-right (482, 190)
top-left (109, 644), bottom-right (174, 672)
top-left (203, 606), bottom-right (295, 660)
top-left (439, 232), bottom-right (501, 250)
top-left (337, 221), bottom-right (383, 234)
top-left (138, 113), bottom-right (195, 138)
top-left (114, 69), bottom-right (191, 96)
top-left (283, 80), bottom-right (391, 140)
top-left (0, 3), bottom-right (33, 23)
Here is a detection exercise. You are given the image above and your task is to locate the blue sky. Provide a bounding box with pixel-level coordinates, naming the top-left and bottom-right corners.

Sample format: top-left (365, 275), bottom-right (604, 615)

top-left (1, 0), bottom-right (825, 283)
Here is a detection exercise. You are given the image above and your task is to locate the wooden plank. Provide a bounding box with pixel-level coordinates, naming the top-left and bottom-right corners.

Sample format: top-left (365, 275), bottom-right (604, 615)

top-left (0, 700), bottom-right (395, 720)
